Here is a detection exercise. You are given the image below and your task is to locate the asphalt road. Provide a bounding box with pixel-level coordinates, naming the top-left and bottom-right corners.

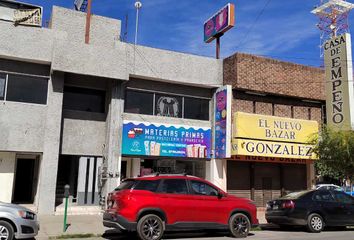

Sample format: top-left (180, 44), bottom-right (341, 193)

top-left (98, 226), bottom-right (354, 240)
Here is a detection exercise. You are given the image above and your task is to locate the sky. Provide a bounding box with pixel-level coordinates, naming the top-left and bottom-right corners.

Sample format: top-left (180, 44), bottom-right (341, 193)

top-left (18, 0), bottom-right (354, 67)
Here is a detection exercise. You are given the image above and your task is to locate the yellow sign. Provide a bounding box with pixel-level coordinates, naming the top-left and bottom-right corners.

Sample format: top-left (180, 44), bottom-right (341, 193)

top-left (231, 139), bottom-right (317, 160)
top-left (234, 112), bottom-right (318, 143)
top-left (324, 33), bottom-right (354, 131)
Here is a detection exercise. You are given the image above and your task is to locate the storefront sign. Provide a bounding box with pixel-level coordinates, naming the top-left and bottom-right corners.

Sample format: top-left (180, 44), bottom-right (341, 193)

top-left (214, 85), bottom-right (232, 158)
top-left (231, 155), bottom-right (310, 164)
top-left (13, 8), bottom-right (42, 26)
top-left (324, 33), bottom-right (354, 130)
top-left (231, 139), bottom-right (316, 160)
top-left (122, 121), bottom-right (211, 158)
top-left (204, 3), bottom-right (235, 43)
top-left (234, 112), bottom-right (318, 143)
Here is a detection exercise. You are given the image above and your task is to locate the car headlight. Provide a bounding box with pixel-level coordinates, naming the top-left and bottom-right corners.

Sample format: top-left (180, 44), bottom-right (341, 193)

top-left (18, 210), bottom-right (35, 220)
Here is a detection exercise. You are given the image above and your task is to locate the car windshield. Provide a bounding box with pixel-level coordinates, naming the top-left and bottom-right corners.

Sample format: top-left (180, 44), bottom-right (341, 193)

top-left (114, 180), bottom-right (136, 191)
top-left (279, 190), bottom-right (310, 199)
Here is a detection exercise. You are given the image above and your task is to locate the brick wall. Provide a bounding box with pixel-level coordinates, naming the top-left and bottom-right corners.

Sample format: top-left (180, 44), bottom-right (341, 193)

top-left (224, 53), bottom-right (325, 100)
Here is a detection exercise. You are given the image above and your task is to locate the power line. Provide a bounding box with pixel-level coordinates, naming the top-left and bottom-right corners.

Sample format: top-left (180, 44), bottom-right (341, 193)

top-left (236, 0), bottom-right (272, 50)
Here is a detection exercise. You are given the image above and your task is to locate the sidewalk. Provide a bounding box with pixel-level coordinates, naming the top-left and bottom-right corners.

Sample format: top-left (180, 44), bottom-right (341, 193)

top-left (37, 214), bottom-right (107, 239)
top-left (36, 209), bottom-right (267, 239)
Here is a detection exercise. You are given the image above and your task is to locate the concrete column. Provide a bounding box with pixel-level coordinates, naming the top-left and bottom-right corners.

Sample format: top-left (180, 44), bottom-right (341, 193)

top-left (307, 162), bottom-right (315, 189)
top-left (37, 72), bottom-right (64, 214)
top-left (0, 152), bottom-right (16, 203)
top-left (103, 80), bottom-right (124, 195)
top-left (206, 158), bottom-right (227, 191)
top-left (131, 158), bottom-right (141, 177)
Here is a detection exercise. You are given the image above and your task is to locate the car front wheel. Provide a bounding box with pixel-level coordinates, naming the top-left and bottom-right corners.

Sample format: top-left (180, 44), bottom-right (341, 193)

top-left (307, 213), bottom-right (324, 233)
top-left (0, 220), bottom-right (14, 240)
top-left (229, 213), bottom-right (251, 238)
top-left (137, 214), bottom-right (164, 240)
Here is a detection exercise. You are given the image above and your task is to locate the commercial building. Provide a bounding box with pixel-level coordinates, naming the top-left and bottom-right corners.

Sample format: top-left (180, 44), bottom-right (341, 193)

top-left (224, 53), bottom-right (325, 206)
top-left (0, 2), bottom-right (222, 214)
top-left (0, 1), bottom-right (325, 214)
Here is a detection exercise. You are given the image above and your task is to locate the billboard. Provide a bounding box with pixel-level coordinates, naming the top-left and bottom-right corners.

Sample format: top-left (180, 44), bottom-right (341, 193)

top-left (13, 8), bottom-right (42, 26)
top-left (214, 85), bottom-right (232, 158)
top-left (204, 3), bottom-right (235, 43)
top-left (234, 112), bottom-right (318, 143)
top-left (324, 33), bottom-right (354, 130)
top-left (122, 121), bottom-right (211, 158)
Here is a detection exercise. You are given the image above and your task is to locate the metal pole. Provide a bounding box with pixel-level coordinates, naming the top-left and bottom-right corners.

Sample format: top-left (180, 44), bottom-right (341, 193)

top-left (85, 0), bottom-right (92, 44)
top-left (63, 196), bottom-right (68, 232)
top-left (216, 37), bottom-right (220, 59)
top-left (134, 1), bottom-right (142, 45)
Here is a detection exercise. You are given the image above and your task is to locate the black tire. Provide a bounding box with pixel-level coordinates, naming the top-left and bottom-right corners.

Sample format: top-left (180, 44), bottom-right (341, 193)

top-left (307, 213), bottom-right (324, 233)
top-left (0, 220), bottom-right (14, 240)
top-left (229, 213), bottom-right (251, 238)
top-left (137, 214), bottom-right (164, 240)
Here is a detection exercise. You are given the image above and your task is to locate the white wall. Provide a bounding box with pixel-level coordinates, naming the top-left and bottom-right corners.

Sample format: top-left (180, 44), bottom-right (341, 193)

top-left (0, 152), bottom-right (16, 203)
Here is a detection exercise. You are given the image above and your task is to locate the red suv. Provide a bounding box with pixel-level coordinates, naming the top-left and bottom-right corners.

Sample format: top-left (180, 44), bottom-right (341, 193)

top-left (103, 174), bottom-right (258, 240)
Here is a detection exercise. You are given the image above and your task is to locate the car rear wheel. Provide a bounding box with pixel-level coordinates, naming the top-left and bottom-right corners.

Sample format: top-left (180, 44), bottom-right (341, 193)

top-left (307, 213), bottom-right (324, 233)
top-left (0, 220), bottom-right (14, 240)
top-left (229, 213), bottom-right (250, 238)
top-left (137, 214), bottom-right (164, 240)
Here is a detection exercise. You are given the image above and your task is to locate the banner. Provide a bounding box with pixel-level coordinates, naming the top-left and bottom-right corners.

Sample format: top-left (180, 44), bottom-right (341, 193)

top-left (234, 112), bottom-right (318, 143)
top-left (324, 33), bottom-right (354, 130)
top-left (214, 85), bottom-right (232, 158)
top-left (122, 121), bottom-right (211, 158)
top-left (231, 139), bottom-right (317, 160)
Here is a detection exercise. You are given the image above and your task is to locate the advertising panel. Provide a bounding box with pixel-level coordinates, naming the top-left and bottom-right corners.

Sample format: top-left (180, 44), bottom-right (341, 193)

top-left (234, 112), bottom-right (318, 143)
top-left (204, 3), bottom-right (235, 43)
top-left (122, 121), bottom-right (211, 158)
top-left (324, 33), bottom-right (354, 130)
top-left (13, 8), bottom-right (42, 26)
top-left (214, 85), bottom-right (232, 158)
top-left (231, 139), bottom-right (317, 160)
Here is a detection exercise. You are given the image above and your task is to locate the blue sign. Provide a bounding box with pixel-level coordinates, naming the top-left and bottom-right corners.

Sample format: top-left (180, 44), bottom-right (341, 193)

top-left (122, 121), bottom-right (212, 158)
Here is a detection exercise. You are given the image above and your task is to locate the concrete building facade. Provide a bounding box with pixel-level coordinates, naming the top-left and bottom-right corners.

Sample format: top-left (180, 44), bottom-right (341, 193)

top-left (0, 4), bottom-right (222, 214)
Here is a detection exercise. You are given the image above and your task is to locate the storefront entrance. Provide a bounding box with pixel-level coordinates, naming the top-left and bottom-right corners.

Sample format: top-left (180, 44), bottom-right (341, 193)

top-left (227, 161), bottom-right (307, 207)
top-left (13, 157), bottom-right (39, 204)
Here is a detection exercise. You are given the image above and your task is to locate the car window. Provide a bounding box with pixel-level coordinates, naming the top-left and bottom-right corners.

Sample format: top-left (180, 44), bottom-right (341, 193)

top-left (313, 191), bottom-right (335, 202)
top-left (134, 180), bottom-right (160, 192)
top-left (115, 180), bottom-right (136, 190)
top-left (159, 179), bottom-right (188, 194)
top-left (190, 180), bottom-right (218, 196)
top-left (333, 191), bottom-right (354, 204)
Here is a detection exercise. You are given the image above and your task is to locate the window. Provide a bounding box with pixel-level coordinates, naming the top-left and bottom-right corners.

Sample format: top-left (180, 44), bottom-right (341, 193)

top-left (5, 74), bottom-right (48, 104)
top-left (124, 89), bottom-right (210, 120)
top-left (115, 180), bottom-right (136, 191)
top-left (190, 180), bottom-right (218, 196)
top-left (159, 179), bottom-right (188, 194)
top-left (333, 191), bottom-right (354, 204)
top-left (184, 97), bottom-right (209, 120)
top-left (0, 74), bottom-right (5, 100)
top-left (155, 94), bottom-right (182, 118)
top-left (63, 86), bottom-right (106, 113)
top-left (125, 90), bottom-right (153, 115)
top-left (313, 191), bottom-right (335, 202)
top-left (134, 180), bottom-right (160, 192)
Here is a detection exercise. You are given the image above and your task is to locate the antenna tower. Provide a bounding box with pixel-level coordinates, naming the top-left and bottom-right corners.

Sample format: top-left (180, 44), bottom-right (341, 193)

top-left (312, 0), bottom-right (354, 58)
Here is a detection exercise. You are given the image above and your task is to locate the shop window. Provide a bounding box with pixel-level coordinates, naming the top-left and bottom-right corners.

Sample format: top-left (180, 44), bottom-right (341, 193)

top-left (184, 97), bottom-right (209, 120)
top-left (6, 74), bottom-right (48, 104)
top-left (63, 86), bottom-right (106, 113)
top-left (190, 180), bottom-right (218, 196)
top-left (155, 93), bottom-right (182, 118)
top-left (0, 74), bottom-right (5, 100)
top-left (134, 180), bottom-right (161, 192)
top-left (159, 179), bottom-right (188, 194)
top-left (125, 90), bottom-right (153, 115)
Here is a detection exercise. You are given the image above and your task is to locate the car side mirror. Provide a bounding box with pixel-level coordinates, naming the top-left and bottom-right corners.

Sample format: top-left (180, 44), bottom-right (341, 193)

top-left (217, 191), bottom-right (223, 199)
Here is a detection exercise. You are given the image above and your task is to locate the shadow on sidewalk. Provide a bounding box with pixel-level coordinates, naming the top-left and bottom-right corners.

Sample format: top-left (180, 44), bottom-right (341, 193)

top-left (260, 224), bottom-right (354, 233)
top-left (103, 229), bottom-right (255, 239)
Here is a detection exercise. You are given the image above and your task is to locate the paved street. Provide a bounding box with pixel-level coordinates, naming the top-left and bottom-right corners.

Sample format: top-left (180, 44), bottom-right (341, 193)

top-left (96, 227), bottom-right (354, 240)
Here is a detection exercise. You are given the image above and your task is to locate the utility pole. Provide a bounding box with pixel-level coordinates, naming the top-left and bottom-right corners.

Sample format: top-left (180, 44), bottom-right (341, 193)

top-left (134, 1), bottom-right (142, 45)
